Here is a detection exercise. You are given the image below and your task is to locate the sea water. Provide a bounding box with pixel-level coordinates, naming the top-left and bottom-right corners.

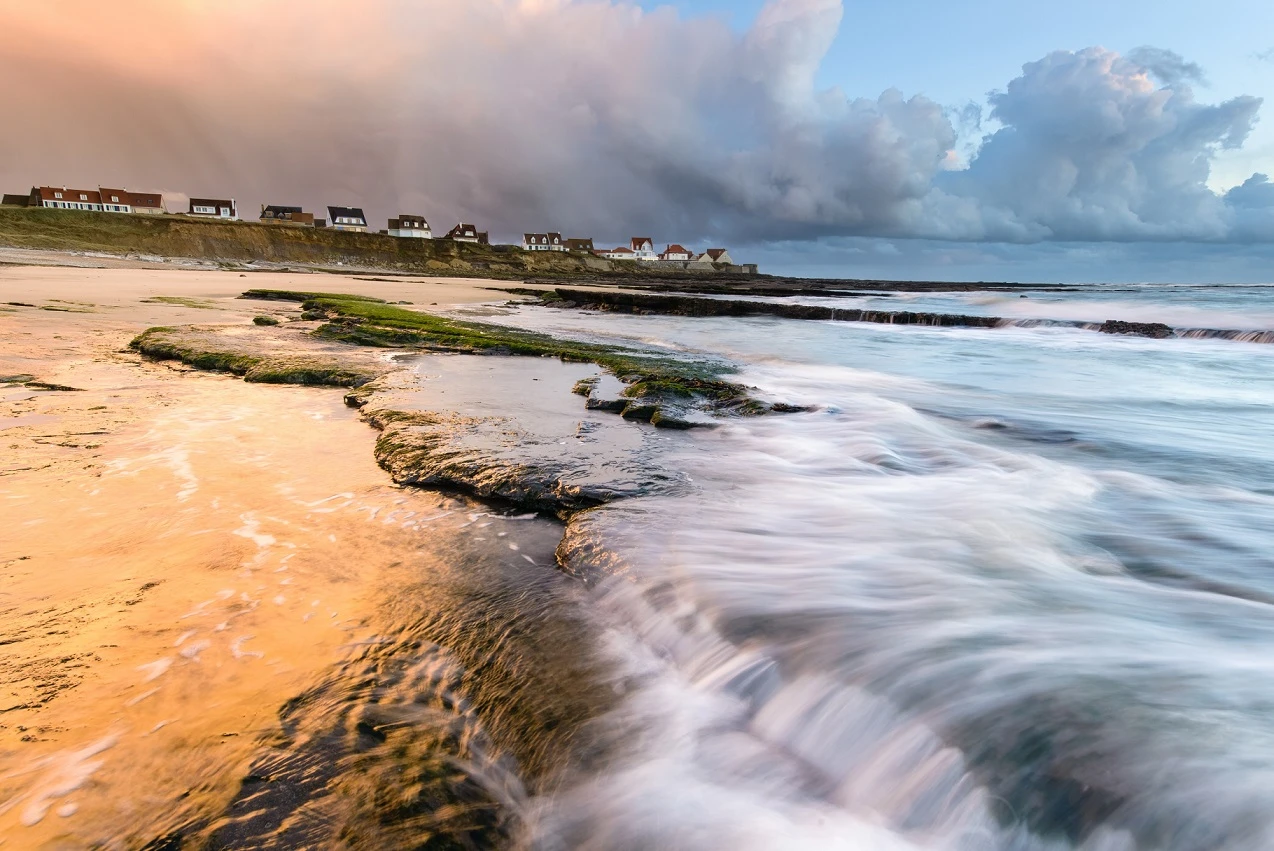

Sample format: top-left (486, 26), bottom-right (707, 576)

top-left (467, 285), bottom-right (1274, 849)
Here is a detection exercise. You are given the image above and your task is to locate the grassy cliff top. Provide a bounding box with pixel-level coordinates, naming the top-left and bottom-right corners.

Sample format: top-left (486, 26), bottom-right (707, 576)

top-left (0, 207), bottom-right (748, 282)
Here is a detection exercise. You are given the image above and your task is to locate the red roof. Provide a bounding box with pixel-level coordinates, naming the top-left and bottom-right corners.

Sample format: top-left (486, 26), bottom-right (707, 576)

top-left (630, 237), bottom-right (653, 251)
top-left (36, 186), bottom-right (101, 204)
top-left (705, 248), bottom-right (729, 261)
top-left (663, 244), bottom-right (691, 256)
top-left (100, 188), bottom-right (163, 209)
top-left (608, 246), bottom-right (635, 254)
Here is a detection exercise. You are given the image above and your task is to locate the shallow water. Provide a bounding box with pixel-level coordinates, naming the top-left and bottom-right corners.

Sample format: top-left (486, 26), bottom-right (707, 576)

top-left (476, 285), bottom-right (1274, 849)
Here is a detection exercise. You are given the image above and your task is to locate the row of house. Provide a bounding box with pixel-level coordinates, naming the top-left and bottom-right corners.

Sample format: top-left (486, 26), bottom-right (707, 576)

top-left (3, 186), bottom-right (733, 262)
top-left (3, 187), bottom-right (491, 244)
top-left (4, 186), bottom-right (167, 215)
top-left (533, 234), bottom-right (733, 265)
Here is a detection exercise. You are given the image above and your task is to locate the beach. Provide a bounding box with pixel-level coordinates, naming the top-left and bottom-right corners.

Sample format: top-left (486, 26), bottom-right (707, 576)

top-left (5, 255), bottom-right (1274, 849)
top-left (0, 260), bottom-right (613, 847)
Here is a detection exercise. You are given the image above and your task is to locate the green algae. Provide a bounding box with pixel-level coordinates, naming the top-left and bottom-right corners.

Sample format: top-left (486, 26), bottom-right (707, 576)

top-left (129, 327), bottom-right (382, 388)
top-left (142, 296), bottom-right (220, 310)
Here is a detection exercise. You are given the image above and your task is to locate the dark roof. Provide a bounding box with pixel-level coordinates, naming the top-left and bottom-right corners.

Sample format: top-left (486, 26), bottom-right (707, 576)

top-left (327, 206), bottom-right (367, 223)
top-left (1, 193), bottom-right (29, 207)
top-left (663, 244), bottom-right (691, 255)
top-left (262, 205), bottom-right (303, 216)
top-left (565, 238), bottom-right (594, 250)
top-left (447, 223), bottom-right (479, 238)
top-left (705, 248), bottom-right (729, 260)
top-left (630, 237), bottom-right (653, 250)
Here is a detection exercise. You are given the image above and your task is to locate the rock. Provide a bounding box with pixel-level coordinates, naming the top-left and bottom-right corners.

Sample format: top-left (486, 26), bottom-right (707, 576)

top-left (1099, 320), bottom-right (1173, 339)
top-left (253, 316), bottom-right (280, 326)
top-left (24, 381), bottom-right (84, 392)
top-left (299, 309), bottom-right (327, 321)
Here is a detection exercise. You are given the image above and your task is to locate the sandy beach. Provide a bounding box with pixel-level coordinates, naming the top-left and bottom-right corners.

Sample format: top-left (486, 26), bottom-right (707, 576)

top-left (0, 259), bottom-right (596, 847)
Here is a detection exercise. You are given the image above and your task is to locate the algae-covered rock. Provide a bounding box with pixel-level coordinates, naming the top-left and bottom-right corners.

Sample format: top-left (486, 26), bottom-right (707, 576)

top-left (252, 315), bottom-right (280, 326)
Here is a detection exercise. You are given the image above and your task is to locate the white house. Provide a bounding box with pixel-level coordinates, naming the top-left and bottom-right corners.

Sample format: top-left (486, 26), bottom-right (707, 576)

top-left (523, 232), bottom-right (567, 251)
top-left (328, 206), bottom-right (368, 233)
top-left (602, 246), bottom-right (637, 260)
top-left (32, 186), bottom-right (104, 211)
top-left (660, 243), bottom-right (693, 261)
top-left (630, 237), bottom-right (657, 261)
top-left (188, 198), bottom-right (237, 219)
top-left (446, 223), bottom-right (489, 244)
top-left (100, 188), bottom-right (164, 214)
top-left (388, 215), bottom-right (431, 238)
top-left (700, 248), bottom-right (733, 264)
top-left (27, 186), bottom-right (165, 214)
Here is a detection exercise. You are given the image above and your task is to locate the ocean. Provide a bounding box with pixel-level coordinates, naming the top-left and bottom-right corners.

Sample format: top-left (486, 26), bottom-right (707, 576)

top-left (463, 284), bottom-right (1274, 849)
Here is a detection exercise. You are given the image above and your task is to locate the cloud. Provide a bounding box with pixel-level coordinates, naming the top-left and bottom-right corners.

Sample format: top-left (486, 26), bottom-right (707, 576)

top-left (0, 1), bottom-right (1268, 250)
top-left (1126, 46), bottom-right (1207, 86)
top-left (936, 47), bottom-right (1263, 242)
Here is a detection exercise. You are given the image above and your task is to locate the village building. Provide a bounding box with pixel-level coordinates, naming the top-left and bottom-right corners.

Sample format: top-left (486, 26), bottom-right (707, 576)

top-left (565, 238), bottom-right (594, 252)
top-left (30, 186), bottom-right (104, 211)
top-left (701, 248), bottom-right (733, 264)
top-left (522, 232), bottom-right (566, 251)
top-left (659, 243), bottom-right (693, 261)
top-left (388, 215), bottom-right (431, 238)
top-left (327, 206), bottom-right (368, 233)
top-left (99, 188), bottom-right (165, 214)
top-left (446, 223), bottom-right (489, 244)
top-left (2, 193), bottom-right (30, 207)
top-left (601, 246), bottom-right (637, 260)
top-left (188, 198), bottom-right (237, 219)
top-left (629, 237), bottom-right (657, 261)
top-left (23, 186), bottom-right (166, 214)
top-left (260, 205), bottom-right (315, 227)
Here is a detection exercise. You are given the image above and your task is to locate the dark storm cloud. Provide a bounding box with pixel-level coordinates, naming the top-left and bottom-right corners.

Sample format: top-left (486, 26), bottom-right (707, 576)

top-left (0, 1), bottom-right (1268, 248)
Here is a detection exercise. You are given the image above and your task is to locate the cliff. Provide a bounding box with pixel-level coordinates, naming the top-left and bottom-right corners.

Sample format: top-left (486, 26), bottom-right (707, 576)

top-left (0, 207), bottom-right (756, 280)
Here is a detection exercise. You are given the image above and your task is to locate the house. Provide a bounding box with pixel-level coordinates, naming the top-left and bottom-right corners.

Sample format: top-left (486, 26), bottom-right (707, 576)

top-left (660, 244), bottom-right (693, 261)
top-left (522, 232), bottom-right (566, 251)
top-left (388, 215), bottom-right (431, 238)
top-left (24, 186), bottom-right (165, 214)
top-left (30, 186), bottom-right (104, 211)
top-left (260, 205), bottom-right (315, 227)
top-left (630, 237), bottom-right (657, 261)
top-left (601, 246), bottom-right (636, 260)
top-left (565, 238), bottom-right (594, 252)
top-left (327, 206), bottom-right (368, 232)
top-left (188, 198), bottom-right (237, 219)
top-left (99, 188), bottom-right (165, 215)
top-left (700, 248), bottom-right (733, 264)
top-left (1, 193), bottom-right (30, 207)
top-left (446, 223), bottom-right (488, 244)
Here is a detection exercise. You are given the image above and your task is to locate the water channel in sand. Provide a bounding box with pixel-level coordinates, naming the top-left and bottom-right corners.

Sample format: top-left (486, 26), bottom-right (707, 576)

top-left (0, 264), bottom-right (619, 848)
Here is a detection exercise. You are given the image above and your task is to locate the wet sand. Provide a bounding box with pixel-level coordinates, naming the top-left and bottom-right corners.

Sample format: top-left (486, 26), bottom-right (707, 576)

top-left (0, 262), bottom-right (605, 847)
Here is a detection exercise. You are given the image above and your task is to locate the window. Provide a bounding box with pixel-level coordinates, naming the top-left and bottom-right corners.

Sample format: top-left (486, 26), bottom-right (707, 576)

top-left (79, 194), bottom-right (88, 201)
top-left (194, 205), bottom-right (214, 214)
top-left (111, 196), bottom-right (119, 203)
top-left (54, 192), bottom-right (63, 199)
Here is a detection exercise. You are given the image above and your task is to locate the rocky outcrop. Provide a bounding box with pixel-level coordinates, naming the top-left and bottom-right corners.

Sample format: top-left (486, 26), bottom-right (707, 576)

top-left (546, 288), bottom-right (1004, 328)
top-left (1098, 320), bottom-right (1174, 338)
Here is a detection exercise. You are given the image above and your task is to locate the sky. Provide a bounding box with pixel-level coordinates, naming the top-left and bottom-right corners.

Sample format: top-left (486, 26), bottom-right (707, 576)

top-left (2, 0), bottom-right (1273, 282)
